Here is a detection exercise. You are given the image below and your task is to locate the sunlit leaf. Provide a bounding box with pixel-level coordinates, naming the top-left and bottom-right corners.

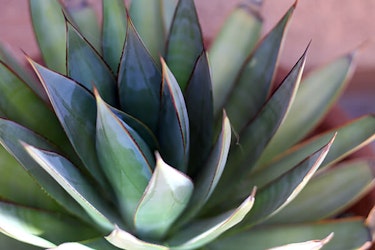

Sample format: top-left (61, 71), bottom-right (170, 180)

top-left (95, 90), bottom-right (153, 223)
top-left (134, 153), bottom-right (193, 239)
top-left (267, 233), bottom-right (333, 250)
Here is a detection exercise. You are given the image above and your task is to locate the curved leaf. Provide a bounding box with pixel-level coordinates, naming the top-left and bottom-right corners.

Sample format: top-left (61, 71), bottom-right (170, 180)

top-left (268, 233), bottom-right (333, 250)
top-left (0, 118), bottom-right (89, 219)
top-left (0, 233), bottom-right (40, 250)
top-left (30, 60), bottom-right (109, 191)
top-left (207, 219), bottom-right (371, 250)
top-left (179, 112), bottom-right (231, 225)
top-left (24, 144), bottom-right (118, 232)
top-left (118, 20), bottom-right (162, 133)
top-left (158, 60), bottom-right (190, 172)
top-left (169, 190), bottom-right (256, 250)
top-left (265, 159), bottom-right (375, 224)
top-left (161, 0), bottom-right (178, 35)
top-left (67, 21), bottom-right (117, 106)
top-left (29, 0), bottom-right (66, 74)
top-left (239, 136), bottom-right (333, 227)
top-left (260, 52), bottom-right (356, 163)
top-left (134, 153), bottom-right (193, 239)
top-left (63, 0), bottom-right (101, 52)
top-left (106, 226), bottom-right (169, 250)
top-left (95, 91), bottom-right (153, 224)
top-left (49, 243), bottom-right (95, 250)
top-left (166, 0), bottom-right (203, 90)
top-left (130, 0), bottom-right (165, 61)
top-left (185, 52), bottom-right (213, 175)
top-left (224, 3), bottom-right (295, 129)
top-left (102, 0), bottom-right (127, 73)
top-left (0, 201), bottom-right (99, 248)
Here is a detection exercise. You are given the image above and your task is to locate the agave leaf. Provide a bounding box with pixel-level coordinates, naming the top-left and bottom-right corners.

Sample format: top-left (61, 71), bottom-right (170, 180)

top-left (63, 0), bottom-right (101, 52)
top-left (30, 60), bottom-right (109, 191)
top-left (134, 153), bottom-right (194, 239)
top-left (0, 61), bottom-right (71, 154)
top-left (49, 243), bottom-right (95, 250)
top-left (265, 159), bottom-right (375, 224)
top-left (260, 52), bottom-right (356, 163)
top-left (0, 44), bottom-right (47, 103)
top-left (207, 219), bottom-right (371, 250)
top-left (130, 0), bottom-right (165, 62)
top-left (209, 3), bottom-right (262, 115)
top-left (24, 144), bottom-right (118, 232)
top-left (29, 0), bottom-right (66, 74)
top-left (95, 91), bottom-right (153, 224)
top-left (184, 52), bottom-right (214, 175)
top-left (158, 60), bottom-right (190, 172)
top-left (51, 237), bottom-right (122, 250)
top-left (0, 233), bottom-right (40, 250)
top-left (67, 21), bottom-right (117, 106)
top-left (169, 191), bottom-right (256, 250)
top-left (166, 0), bottom-right (204, 90)
top-left (102, 0), bottom-right (127, 73)
top-left (118, 20), bottom-right (162, 134)
top-left (106, 225), bottom-right (169, 250)
top-left (239, 136), bottom-right (333, 227)
top-left (267, 233), bottom-right (333, 250)
top-left (211, 47), bottom-right (306, 203)
top-left (111, 107), bottom-right (159, 151)
top-left (161, 0), bottom-right (178, 35)
top-left (0, 201), bottom-right (99, 248)
top-left (0, 118), bottom-right (89, 219)
top-left (224, 3), bottom-right (295, 130)
top-left (179, 113), bottom-right (231, 225)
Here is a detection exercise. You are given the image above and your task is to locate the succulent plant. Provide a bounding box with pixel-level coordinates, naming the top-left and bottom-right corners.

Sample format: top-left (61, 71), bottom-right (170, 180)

top-left (0, 0), bottom-right (374, 249)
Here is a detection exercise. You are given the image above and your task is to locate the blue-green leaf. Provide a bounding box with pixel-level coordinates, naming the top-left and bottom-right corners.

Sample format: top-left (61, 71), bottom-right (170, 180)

top-left (29, 0), bottom-right (66, 74)
top-left (24, 144), bottom-right (118, 232)
top-left (118, 20), bottom-right (162, 133)
top-left (30, 60), bottom-right (109, 191)
top-left (158, 60), bottom-right (190, 172)
top-left (102, 0), bottom-right (127, 73)
top-left (95, 90), bottom-right (153, 224)
top-left (169, 191), bottom-right (256, 250)
top-left (67, 21), bottom-right (117, 106)
top-left (161, 0), bottom-right (178, 35)
top-left (0, 201), bottom-right (99, 248)
top-left (185, 52), bottom-right (213, 175)
top-left (260, 52), bottom-right (356, 163)
top-left (134, 153), bottom-right (193, 239)
top-left (166, 0), bottom-right (204, 90)
top-left (210, 3), bottom-right (262, 115)
top-left (130, 0), bottom-right (165, 62)
top-left (224, 3), bottom-right (295, 130)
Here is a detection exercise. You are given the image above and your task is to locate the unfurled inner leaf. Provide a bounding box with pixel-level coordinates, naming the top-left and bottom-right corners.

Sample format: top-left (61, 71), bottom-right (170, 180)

top-left (24, 144), bottom-right (117, 232)
top-left (30, 0), bottom-right (66, 74)
top-left (184, 52), bottom-right (213, 176)
top-left (224, 3), bottom-right (295, 130)
top-left (67, 21), bottom-right (117, 106)
top-left (158, 60), bottom-right (190, 172)
top-left (166, 0), bottom-right (204, 90)
top-left (210, 3), bottom-right (262, 115)
top-left (102, 0), bottom-right (127, 73)
top-left (106, 226), bottom-right (169, 250)
top-left (169, 190), bottom-right (255, 250)
top-left (30, 60), bottom-right (109, 191)
top-left (95, 91), bottom-right (153, 224)
top-left (118, 20), bottom-right (161, 133)
top-left (134, 153), bottom-right (193, 239)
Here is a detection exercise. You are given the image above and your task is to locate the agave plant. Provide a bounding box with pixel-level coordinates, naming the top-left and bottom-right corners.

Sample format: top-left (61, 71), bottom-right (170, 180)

top-left (0, 0), bottom-right (374, 249)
